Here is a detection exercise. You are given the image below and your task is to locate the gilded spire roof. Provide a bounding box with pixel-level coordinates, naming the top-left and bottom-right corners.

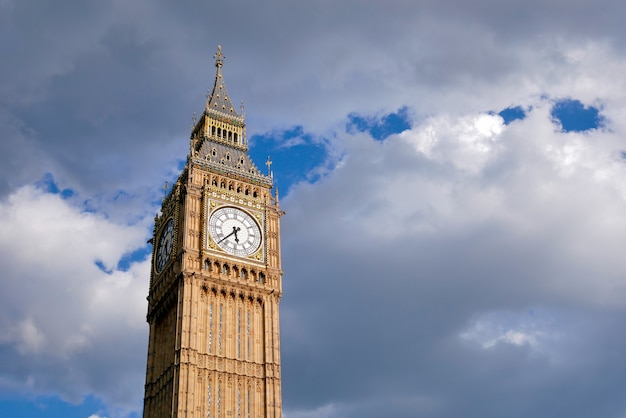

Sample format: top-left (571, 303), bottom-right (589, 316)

top-left (205, 45), bottom-right (241, 118)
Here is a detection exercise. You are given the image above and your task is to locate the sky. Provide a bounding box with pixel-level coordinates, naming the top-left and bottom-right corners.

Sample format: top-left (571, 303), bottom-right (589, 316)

top-left (2, 0), bottom-right (626, 417)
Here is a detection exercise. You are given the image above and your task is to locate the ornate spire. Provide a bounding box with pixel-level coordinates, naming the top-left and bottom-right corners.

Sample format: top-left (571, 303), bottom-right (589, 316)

top-left (205, 45), bottom-right (240, 118)
top-left (188, 45), bottom-right (272, 187)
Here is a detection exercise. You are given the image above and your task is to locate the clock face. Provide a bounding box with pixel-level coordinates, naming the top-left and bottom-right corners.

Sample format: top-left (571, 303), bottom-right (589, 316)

top-left (208, 206), bottom-right (262, 257)
top-left (155, 218), bottom-right (174, 273)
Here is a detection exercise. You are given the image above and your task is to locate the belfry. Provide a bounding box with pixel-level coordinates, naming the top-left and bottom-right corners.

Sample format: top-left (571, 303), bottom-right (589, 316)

top-left (143, 46), bottom-right (284, 418)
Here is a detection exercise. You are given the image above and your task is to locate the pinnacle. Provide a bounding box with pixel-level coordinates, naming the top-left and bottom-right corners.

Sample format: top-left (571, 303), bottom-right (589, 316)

top-left (205, 45), bottom-right (241, 118)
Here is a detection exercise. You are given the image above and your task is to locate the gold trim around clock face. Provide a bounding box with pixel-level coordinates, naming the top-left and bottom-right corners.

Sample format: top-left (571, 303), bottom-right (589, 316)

top-left (207, 206), bottom-right (263, 258)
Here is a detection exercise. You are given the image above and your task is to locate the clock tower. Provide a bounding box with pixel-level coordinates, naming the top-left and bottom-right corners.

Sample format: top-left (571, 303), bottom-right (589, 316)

top-left (143, 46), bottom-right (284, 418)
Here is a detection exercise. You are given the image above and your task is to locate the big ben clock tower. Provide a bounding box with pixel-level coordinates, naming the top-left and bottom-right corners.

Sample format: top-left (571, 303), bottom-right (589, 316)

top-left (143, 46), bottom-right (284, 418)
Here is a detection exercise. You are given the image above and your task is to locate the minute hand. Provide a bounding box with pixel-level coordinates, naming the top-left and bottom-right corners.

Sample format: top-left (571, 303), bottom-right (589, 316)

top-left (217, 226), bottom-right (241, 244)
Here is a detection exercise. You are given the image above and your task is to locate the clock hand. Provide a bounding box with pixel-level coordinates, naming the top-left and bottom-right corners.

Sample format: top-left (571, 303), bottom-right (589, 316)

top-left (217, 229), bottom-right (236, 244)
top-left (217, 226), bottom-right (242, 244)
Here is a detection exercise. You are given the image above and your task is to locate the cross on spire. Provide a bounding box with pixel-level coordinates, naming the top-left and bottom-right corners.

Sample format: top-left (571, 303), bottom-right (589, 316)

top-left (214, 45), bottom-right (225, 67)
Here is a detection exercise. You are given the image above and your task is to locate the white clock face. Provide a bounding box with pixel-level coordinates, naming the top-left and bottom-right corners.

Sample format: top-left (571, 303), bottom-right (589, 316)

top-left (155, 218), bottom-right (174, 273)
top-left (209, 206), bottom-right (262, 257)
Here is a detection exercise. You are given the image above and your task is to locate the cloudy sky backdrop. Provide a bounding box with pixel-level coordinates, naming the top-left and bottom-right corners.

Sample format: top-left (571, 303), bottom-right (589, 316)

top-left (2, 1), bottom-right (626, 417)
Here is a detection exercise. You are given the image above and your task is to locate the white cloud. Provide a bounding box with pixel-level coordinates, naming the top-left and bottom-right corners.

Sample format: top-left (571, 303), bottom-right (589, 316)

top-left (0, 186), bottom-right (150, 411)
top-left (401, 113), bottom-right (504, 173)
top-left (281, 92), bottom-right (626, 416)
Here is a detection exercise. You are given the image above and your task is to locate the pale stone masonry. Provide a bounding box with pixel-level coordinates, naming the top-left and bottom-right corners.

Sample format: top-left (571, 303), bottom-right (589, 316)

top-left (143, 46), bottom-right (284, 418)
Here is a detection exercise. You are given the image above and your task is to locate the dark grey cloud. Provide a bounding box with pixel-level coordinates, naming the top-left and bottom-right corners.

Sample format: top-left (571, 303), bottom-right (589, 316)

top-left (4, 0), bottom-right (626, 200)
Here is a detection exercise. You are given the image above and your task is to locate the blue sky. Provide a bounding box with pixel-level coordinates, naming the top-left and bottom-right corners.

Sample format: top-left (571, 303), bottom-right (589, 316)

top-left (2, 1), bottom-right (626, 418)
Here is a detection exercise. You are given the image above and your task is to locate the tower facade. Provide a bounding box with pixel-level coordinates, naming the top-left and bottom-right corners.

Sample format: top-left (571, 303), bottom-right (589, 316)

top-left (143, 46), bottom-right (283, 418)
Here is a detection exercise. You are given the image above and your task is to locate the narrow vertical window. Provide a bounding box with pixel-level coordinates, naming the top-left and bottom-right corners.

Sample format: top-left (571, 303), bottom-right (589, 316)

top-left (237, 308), bottom-right (241, 359)
top-left (219, 304), bottom-right (223, 355)
top-left (207, 382), bottom-right (211, 418)
top-left (247, 311), bottom-right (251, 361)
top-left (217, 383), bottom-right (221, 418)
top-left (237, 386), bottom-right (241, 418)
top-left (247, 387), bottom-right (251, 418)
top-left (208, 303), bottom-right (213, 353)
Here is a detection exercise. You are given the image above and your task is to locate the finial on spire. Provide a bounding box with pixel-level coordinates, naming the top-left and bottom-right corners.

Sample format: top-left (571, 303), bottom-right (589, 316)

top-left (191, 112), bottom-right (197, 134)
top-left (162, 181), bottom-right (169, 203)
top-left (214, 45), bottom-right (225, 68)
top-left (266, 156), bottom-right (273, 176)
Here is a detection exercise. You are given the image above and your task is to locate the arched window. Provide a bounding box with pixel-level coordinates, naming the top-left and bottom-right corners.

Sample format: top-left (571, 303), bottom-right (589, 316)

top-left (204, 259), bottom-right (210, 271)
top-left (240, 269), bottom-right (247, 279)
top-left (258, 273), bottom-right (265, 283)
